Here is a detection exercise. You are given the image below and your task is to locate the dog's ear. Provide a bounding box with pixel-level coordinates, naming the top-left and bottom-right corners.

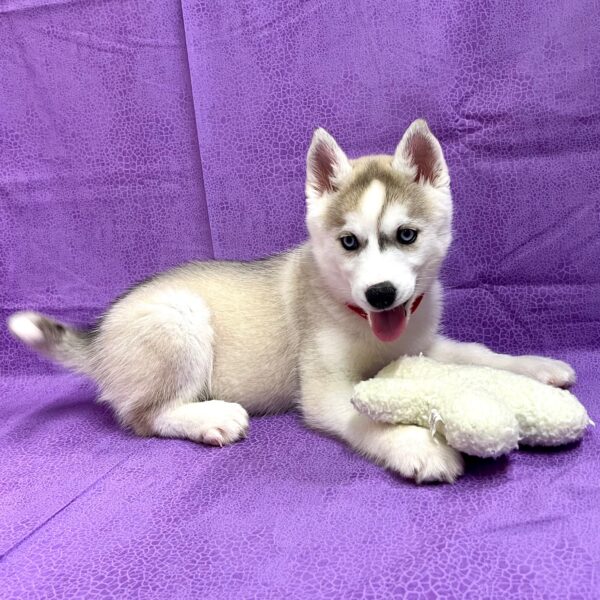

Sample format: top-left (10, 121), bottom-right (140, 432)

top-left (392, 120), bottom-right (449, 189)
top-left (306, 128), bottom-right (352, 200)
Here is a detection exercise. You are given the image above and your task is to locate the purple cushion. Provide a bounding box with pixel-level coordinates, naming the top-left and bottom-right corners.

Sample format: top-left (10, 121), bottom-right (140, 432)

top-left (1, 0), bottom-right (599, 597)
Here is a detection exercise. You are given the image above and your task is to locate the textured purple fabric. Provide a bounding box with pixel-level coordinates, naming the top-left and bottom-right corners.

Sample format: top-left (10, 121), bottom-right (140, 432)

top-left (1, 0), bottom-right (599, 598)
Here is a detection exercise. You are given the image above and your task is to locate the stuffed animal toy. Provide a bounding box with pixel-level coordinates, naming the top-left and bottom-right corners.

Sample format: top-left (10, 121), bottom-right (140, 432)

top-left (351, 355), bottom-right (593, 458)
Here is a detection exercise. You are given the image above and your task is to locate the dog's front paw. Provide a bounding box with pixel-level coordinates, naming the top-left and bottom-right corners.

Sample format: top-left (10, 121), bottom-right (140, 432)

top-left (381, 425), bottom-right (464, 484)
top-left (511, 355), bottom-right (576, 388)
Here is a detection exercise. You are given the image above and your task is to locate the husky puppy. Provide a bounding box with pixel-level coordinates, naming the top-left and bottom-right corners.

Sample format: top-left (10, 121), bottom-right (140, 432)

top-left (8, 120), bottom-right (575, 483)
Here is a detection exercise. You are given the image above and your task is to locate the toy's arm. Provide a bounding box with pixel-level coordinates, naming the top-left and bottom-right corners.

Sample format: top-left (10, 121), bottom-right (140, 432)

top-left (351, 378), bottom-right (439, 428)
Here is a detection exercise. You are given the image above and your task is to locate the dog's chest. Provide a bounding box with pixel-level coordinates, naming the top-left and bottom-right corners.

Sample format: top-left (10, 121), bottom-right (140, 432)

top-left (312, 321), bottom-right (432, 382)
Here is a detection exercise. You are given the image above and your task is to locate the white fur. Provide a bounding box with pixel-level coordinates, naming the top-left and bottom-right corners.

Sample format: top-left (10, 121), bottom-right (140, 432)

top-left (95, 288), bottom-right (215, 429)
top-left (7, 312), bottom-right (45, 346)
top-left (357, 179), bottom-right (386, 233)
top-left (305, 205), bottom-right (351, 305)
top-left (353, 245), bottom-right (415, 308)
top-left (153, 400), bottom-right (249, 446)
top-left (379, 203), bottom-right (412, 237)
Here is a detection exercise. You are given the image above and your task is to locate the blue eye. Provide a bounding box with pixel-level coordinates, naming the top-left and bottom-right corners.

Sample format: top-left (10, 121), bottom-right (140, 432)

top-left (340, 234), bottom-right (360, 251)
top-left (397, 228), bottom-right (418, 245)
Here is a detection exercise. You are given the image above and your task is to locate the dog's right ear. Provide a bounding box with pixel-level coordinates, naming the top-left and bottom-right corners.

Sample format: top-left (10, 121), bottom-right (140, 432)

top-left (306, 128), bottom-right (352, 201)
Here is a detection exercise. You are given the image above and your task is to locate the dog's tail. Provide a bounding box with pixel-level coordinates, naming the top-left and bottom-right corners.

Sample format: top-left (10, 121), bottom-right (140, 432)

top-left (7, 311), bottom-right (94, 373)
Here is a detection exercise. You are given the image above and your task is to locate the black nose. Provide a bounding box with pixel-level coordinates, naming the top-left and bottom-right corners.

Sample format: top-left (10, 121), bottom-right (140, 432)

top-left (365, 281), bottom-right (397, 310)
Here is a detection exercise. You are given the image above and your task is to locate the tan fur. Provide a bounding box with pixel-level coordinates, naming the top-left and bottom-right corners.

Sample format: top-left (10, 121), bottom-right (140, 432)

top-left (326, 156), bottom-right (433, 230)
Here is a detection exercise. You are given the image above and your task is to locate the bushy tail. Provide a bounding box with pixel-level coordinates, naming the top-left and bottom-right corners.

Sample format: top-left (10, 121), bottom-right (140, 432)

top-left (7, 311), bottom-right (94, 373)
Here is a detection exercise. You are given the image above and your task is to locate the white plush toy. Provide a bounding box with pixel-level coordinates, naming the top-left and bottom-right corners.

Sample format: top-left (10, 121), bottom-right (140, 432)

top-left (352, 355), bottom-right (593, 458)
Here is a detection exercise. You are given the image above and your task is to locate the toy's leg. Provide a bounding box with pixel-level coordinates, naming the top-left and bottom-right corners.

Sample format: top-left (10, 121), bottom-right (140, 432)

top-left (300, 369), bottom-right (464, 483)
top-left (426, 336), bottom-right (576, 388)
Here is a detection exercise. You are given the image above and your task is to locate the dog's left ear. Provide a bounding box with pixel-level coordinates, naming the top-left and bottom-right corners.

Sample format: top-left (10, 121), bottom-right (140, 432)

top-left (306, 128), bottom-right (352, 201)
top-left (392, 120), bottom-right (449, 189)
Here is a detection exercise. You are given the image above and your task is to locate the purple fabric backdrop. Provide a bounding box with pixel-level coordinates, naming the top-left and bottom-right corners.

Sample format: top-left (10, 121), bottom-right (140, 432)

top-left (1, 0), bottom-right (599, 598)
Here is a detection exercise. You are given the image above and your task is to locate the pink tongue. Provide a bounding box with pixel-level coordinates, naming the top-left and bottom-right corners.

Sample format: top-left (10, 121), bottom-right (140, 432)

top-left (369, 305), bottom-right (407, 342)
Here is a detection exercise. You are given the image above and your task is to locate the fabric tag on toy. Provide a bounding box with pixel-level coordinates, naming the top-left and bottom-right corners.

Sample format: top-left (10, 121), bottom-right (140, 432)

top-left (429, 409), bottom-right (444, 443)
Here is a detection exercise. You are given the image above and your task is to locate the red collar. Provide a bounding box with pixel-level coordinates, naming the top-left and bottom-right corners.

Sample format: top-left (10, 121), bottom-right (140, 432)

top-left (346, 293), bottom-right (425, 320)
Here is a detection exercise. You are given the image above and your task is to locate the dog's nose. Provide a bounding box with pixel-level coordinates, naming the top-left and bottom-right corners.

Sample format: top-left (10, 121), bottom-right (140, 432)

top-left (365, 281), bottom-right (397, 310)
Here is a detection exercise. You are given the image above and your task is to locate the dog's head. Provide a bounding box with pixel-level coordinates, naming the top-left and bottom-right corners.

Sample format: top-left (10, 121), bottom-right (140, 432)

top-left (305, 119), bottom-right (452, 342)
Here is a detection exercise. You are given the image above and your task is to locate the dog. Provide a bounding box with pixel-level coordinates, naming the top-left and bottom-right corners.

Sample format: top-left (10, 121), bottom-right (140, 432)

top-left (8, 119), bottom-right (576, 483)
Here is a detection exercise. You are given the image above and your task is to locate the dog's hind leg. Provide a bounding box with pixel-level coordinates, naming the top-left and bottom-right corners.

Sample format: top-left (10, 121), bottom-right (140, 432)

top-left (93, 287), bottom-right (249, 445)
top-left (151, 401), bottom-right (249, 446)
